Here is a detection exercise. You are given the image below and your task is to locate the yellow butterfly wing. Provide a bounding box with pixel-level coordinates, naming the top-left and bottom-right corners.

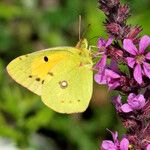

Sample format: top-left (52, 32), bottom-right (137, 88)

top-left (7, 39), bottom-right (93, 113)
top-left (6, 47), bottom-right (77, 95)
top-left (41, 55), bottom-right (93, 113)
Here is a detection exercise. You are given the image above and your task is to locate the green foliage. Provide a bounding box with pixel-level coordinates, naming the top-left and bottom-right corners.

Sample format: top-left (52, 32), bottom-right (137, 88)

top-left (0, 0), bottom-right (150, 149)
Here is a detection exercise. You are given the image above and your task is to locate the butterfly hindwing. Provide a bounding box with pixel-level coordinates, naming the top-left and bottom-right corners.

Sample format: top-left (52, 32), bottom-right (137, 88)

top-left (41, 58), bottom-right (93, 113)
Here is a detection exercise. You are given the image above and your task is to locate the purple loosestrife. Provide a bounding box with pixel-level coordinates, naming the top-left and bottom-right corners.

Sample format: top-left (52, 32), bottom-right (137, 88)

top-left (123, 35), bottom-right (150, 84)
top-left (95, 54), bottom-right (129, 91)
top-left (147, 144), bottom-right (150, 150)
top-left (101, 131), bottom-right (129, 150)
top-left (96, 0), bottom-right (150, 149)
top-left (113, 94), bottom-right (146, 113)
top-left (121, 93), bottom-right (146, 113)
top-left (94, 37), bottom-right (113, 70)
top-left (95, 57), bottom-right (122, 90)
top-left (94, 55), bottom-right (107, 84)
top-left (94, 37), bottom-right (113, 84)
top-left (105, 69), bottom-right (121, 90)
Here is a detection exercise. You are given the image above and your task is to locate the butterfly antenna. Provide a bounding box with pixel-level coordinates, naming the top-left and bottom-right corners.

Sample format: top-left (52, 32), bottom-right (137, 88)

top-left (78, 15), bottom-right (92, 40)
top-left (78, 15), bottom-right (81, 41)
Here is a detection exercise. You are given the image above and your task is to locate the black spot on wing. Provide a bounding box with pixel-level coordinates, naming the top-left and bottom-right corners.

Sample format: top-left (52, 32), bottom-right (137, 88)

top-left (29, 75), bottom-right (32, 78)
top-left (44, 56), bottom-right (48, 62)
top-left (42, 80), bottom-right (45, 84)
top-left (48, 72), bottom-right (54, 76)
top-left (36, 78), bottom-right (41, 81)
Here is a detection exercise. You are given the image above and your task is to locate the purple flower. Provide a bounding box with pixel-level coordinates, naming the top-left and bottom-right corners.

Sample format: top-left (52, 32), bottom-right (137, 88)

top-left (123, 35), bottom-right (150, 84)
top-left (95, 57), bottom-right (122, 90)
top-left (121, 93), bottom-right (146, 113)
top-left (101, 131), bottom-right (129, 150)
top-left (105, 69), bottom-right (121, 90)
top-left (119, 138), bottom-right (129, 150)
top-left (98, 37), bottom-right (113, 50)
top-left (96, 37), bottom-right (113, 65)
top-left (94, 37), bottom-right (113, 84)
top-left (94, 55), bottom-right (107, 84)
top-left (147, 144), bottom-right (150, 150)
top-left (112, 95), bottom-right (122, 112)
top-left (101, 141), bottom-right (118, 150)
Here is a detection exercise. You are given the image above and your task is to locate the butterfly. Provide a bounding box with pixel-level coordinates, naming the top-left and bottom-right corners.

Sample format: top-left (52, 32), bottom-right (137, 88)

top-left (6, 39), bottom-right (93, 114)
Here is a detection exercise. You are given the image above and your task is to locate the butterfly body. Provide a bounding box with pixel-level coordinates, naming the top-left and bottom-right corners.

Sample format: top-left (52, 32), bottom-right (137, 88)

top-left (7, 39), bottom-right (93, 113)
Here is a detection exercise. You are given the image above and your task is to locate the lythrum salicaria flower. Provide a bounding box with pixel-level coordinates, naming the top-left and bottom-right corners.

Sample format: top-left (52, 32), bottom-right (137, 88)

top-left (98, 37), bottom-right (113, 50)
top-left (147, 144), bottom-right (150, 150)
top-left (101, 131), bottom-right (129, 150)
top-left (98, 0), bottom-right (150, 149)
top-left (123, 35), bottom-right (150, 84)
top-left (94, 55), bottom-right (107, 84)
top-left (105, 69), bottom-right (121, 90)
top-left (95, 37), bottom-right (113, 68)
top-left (95, 58), bottom-right (124, 90)
top-left (121, 93), bottom-right (146, 113)
top-left (112, 95), bottom-right (122, 112)
top-left (94, 37), bottom-right (113, 84)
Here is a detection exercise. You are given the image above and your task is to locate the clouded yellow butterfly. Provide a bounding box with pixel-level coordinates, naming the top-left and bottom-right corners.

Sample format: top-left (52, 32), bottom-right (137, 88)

top-left (6, 39), bottom-right (93, 113)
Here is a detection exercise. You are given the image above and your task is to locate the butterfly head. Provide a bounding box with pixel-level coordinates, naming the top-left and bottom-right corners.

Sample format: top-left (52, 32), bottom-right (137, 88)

top-left (76, 38), bottom-right (88, 49)
top-left (76, 38), bottom-right (92, 65)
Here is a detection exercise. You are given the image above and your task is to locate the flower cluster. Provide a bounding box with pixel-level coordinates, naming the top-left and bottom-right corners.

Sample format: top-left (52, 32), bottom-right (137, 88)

top-left (96, 0), bottom-right (150, 149)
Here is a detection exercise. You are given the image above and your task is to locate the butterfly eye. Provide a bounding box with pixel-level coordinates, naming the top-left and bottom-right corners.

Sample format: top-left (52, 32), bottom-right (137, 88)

top-left (44, 56), bottom-right (49, 62)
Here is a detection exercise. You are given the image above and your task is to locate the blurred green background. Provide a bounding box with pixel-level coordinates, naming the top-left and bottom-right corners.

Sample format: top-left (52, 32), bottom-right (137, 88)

top-left (0, 0), bottom-right (150, 150)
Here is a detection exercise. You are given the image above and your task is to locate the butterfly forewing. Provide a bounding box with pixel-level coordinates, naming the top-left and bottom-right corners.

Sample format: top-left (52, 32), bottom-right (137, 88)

top-left (7, 48), bottom-right (76, 95)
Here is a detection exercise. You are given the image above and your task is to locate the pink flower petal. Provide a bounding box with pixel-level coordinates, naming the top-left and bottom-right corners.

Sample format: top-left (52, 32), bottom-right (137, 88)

top-left (128, 93), bottom-right (136, 101)
top-left (146, 144), bottom-right (150, 150)
top-left (145, 52), bottom-right (150, 60)
top-left (143, 62), bottom-right (150, 79)
top-left (139, 35), bottom-right (150, 54)
top-left (136, 94), bottom-right (146, 109)
top-left (98, 38), bottom-right (106, 48)
top-left (121, 104), bottom-right (133, 113)
top-left (113, 95), bottom-right (122, 106)
top-left (120, 138), bottom-right (129, 150)
top-left (108, 81), bottom-right (120, 90)
top-left (112, 95), bottom-right (123, 112)
top-left (111, 131), bottom-right (118, 143)
top-left (129, 101), bottom-right (140, 110)
top-left (106, 37), bottom-right (113, 47)
top-left (126, 57), bottom-right (136, 68)
top-left (105, 69), bottom-right (120, 79)
top-left (94, 73), bottom-right (107, 84)
top-left (95, 54), bottom-right (107, 70)
top-left (134, 64), bottom-right (142, 84)
top-left (123, 39), bottom-right (138, 55)
top-left (101, 141), bottom-right (117, 150)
